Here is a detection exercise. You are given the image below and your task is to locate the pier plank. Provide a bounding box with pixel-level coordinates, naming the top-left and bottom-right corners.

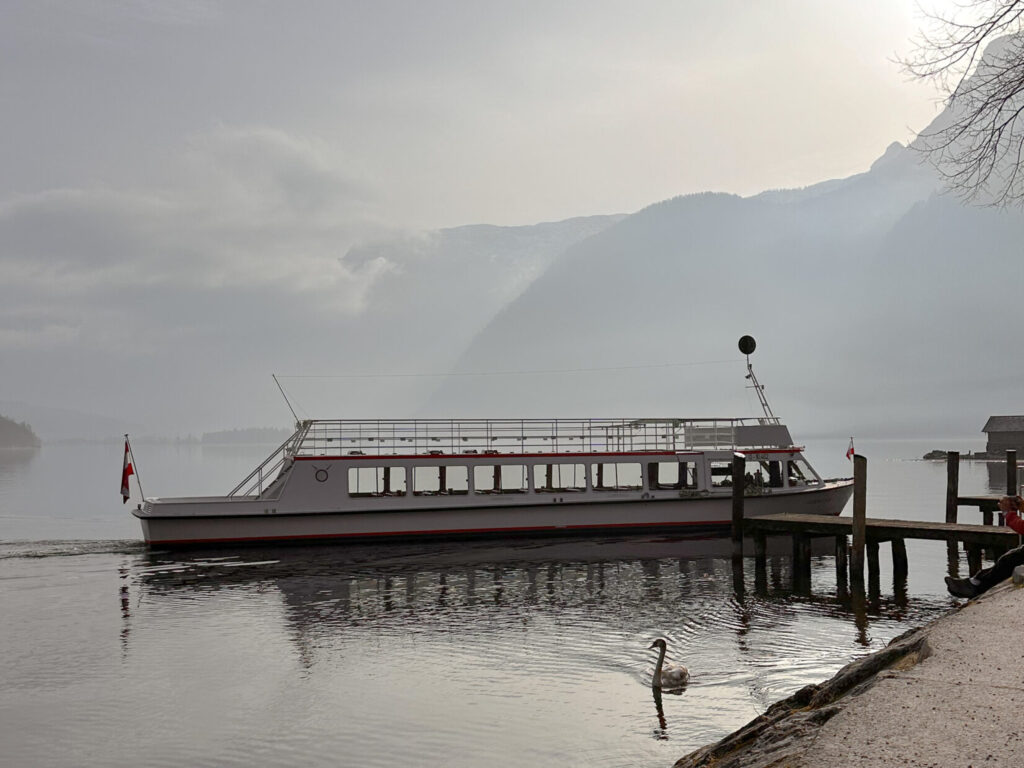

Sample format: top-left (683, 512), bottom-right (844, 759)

top-left (745, 513), bottom-right (1020, 547)
top-left (957, 494), bottom-right (1002, 511)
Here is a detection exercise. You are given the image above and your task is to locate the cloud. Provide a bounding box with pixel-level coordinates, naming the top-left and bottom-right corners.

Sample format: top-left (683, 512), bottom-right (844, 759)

top-left (0, 126), bottom-right (395, 354)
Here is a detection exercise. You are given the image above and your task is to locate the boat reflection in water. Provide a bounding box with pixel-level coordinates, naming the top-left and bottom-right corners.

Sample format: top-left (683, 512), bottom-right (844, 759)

top-left (136, 533), bottom-right (925, 657)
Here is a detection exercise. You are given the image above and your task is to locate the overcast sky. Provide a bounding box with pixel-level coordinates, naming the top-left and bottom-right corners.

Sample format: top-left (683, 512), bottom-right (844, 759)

top-left (4, 0), bottom-right (953, 229)
top-left (2, 0), bottom-right (984, 436)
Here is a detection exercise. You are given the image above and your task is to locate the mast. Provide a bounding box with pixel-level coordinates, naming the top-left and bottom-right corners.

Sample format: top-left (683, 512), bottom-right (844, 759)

top-left (738, 335), bottom-right (776, 421)
top-left (272, 374), bottom-right (300, 427)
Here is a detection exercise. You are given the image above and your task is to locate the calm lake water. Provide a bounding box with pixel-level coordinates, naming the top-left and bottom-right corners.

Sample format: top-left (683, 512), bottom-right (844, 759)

top-left (0, 436), bottom-right (1010, 767)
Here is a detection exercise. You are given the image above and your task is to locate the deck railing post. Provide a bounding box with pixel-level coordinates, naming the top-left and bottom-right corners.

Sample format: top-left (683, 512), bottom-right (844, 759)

top-left (731, 452), bottom-right (745, 563)
top-left (850, 454), bottom-right (867, 592)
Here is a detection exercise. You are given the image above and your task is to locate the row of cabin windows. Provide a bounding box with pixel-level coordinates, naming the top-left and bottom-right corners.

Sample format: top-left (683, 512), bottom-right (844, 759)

top-left (346, 459), bottom-right (816, 497)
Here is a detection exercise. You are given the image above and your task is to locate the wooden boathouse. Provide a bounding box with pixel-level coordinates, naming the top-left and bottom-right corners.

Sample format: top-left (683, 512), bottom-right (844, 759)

top-left (983, 415), bottom-right (1024, 456)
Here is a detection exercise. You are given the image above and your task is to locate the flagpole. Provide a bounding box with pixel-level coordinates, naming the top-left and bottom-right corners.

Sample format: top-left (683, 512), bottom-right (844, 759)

top-left (125, 434), bottom-right (146, 502)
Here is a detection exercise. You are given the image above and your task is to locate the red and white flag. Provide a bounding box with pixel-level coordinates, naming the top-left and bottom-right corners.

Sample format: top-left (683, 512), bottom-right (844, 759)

top-left (846, 437), bottom-right (855, 461)
top-left (121, 438), bottom-right (135, 504)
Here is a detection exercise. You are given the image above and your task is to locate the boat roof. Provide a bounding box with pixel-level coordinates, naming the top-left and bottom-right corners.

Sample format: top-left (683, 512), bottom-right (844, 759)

top-left (284, 417), bottom-right (795, 458)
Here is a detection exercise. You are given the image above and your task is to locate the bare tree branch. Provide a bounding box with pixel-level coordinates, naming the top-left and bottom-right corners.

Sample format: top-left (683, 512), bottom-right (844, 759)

top-left (901, 1), bottom-right (1024, 204)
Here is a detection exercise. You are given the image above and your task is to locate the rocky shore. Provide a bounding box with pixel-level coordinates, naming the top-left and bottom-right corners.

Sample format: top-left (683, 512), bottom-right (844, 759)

top-left (674, 581), bottom-right (1024, 767)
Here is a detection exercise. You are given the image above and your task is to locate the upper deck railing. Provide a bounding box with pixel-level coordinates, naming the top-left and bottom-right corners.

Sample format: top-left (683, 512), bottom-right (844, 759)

top-left (226, 417), bottom-right (793, 498)
top-left (290, 417), bottom-right (788, 458)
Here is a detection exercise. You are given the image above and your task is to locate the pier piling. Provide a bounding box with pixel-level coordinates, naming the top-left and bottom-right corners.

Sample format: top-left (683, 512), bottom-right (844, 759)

top-left (945, 452), bottom-right (960, 565)
top-left (835, 536), bottom-right (848, 595)
top-left (792, 533), bottom-right (812, 593)
top-left (850, 455), bottom-right (866, 593)
top-left (731, 453), bottom-right (745, 593)
top-left (891, 538), bottom-right (908, 581)
top-left (731, 453), bottom-right (744, 562)
top-left (866, 539), bottom-right (880, 600)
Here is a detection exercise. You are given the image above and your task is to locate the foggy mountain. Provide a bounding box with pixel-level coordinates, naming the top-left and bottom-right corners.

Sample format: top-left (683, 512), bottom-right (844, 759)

top-left (419, 139), bottom-right (1024, 439)
top-left (0, 210), bottom-right (621, 440)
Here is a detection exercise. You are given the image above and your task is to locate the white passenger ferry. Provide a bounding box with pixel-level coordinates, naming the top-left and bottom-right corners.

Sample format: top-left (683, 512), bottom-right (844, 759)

top-left (134, 344), bottom-right (852, 547)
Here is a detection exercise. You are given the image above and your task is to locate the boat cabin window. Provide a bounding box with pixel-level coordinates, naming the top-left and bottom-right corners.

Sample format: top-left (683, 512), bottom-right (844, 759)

top-left (348, 466), bottom-right (407, 497)
top-left (413, 465), bottom-right (469, 495)
top-left (590, 462), bottom-right (642, 491)
top-left (710, 461), bottom-right (733, 488)
top-left (647, 462), bottom-right (698, 490)
top-left (786, 459), bottom-right (818, 487)
top-left (712, 459), bottom-right (780, 489)
top-left (474, 464), bottom-right (529, 494)
top-left (742, 459), bottom-right (768, 490)
top-left (534, 463), bottom-right (586, 492)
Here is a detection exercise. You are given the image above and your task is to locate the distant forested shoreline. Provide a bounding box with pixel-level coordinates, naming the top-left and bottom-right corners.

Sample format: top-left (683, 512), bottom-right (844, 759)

top-left (0, 415), bottom-right (42, 448)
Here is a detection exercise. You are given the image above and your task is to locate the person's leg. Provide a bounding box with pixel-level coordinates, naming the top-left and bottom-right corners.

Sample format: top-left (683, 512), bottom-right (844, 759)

top-left (971, 544), bottom-right (1024, 593)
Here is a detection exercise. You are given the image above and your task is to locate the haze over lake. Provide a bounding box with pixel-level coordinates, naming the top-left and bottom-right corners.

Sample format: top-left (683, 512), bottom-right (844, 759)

top-left (3, 2), bottom-right (1022, 766)
top-left (0, 436), bottom-right (1007, 767)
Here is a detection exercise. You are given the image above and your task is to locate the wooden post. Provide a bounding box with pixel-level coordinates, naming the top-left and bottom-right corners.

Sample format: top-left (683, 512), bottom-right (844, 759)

top-left (945, 452), bottom-right (959, 524)
top-left (1007, 450), bottom-right (1017, 496)
top-left (891, 538), bottom-right (908, 578)
top-left (850, 454), bottom-right (867, 592)
top-left (798, 534), bottom-right (812, 572)
top-left (731, 453), bottom-right (745, 562)
top-left (793, 534), bottom-right (811, 593)
top-left (835, 535), bottom-right (849, 594)
top-left (867, 539), bottom-right (880, 600)
top-left (946, 536), bottom-right (960, 578)
top-left (945, 452), bottom-right (959, 566)
top-left (892, 539), bottom-right (909, 607)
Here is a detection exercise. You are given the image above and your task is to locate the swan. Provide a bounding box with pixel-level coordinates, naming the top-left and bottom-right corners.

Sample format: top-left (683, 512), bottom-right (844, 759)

top-left (649, 638), bottom-right (689, 688)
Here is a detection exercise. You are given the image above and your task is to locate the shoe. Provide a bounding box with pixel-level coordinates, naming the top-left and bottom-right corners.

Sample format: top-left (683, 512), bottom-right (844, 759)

top-left (945, 576), bottom-right (978, 599)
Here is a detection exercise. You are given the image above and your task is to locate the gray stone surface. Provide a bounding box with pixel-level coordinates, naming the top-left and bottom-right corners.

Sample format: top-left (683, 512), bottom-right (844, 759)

top-left (795, 583), bottom-right (1024, 768)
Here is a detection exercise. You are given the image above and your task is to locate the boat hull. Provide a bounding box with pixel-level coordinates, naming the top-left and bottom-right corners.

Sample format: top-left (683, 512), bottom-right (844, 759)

top-left (136, 480), bottom-right (853, 547)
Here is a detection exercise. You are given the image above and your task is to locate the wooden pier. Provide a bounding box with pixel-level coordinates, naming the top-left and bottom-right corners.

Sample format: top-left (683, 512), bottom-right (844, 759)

top-left (734, 450), bottom-right (1023, 596)
top-left (746, 513), bottom-right (1017, 547)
